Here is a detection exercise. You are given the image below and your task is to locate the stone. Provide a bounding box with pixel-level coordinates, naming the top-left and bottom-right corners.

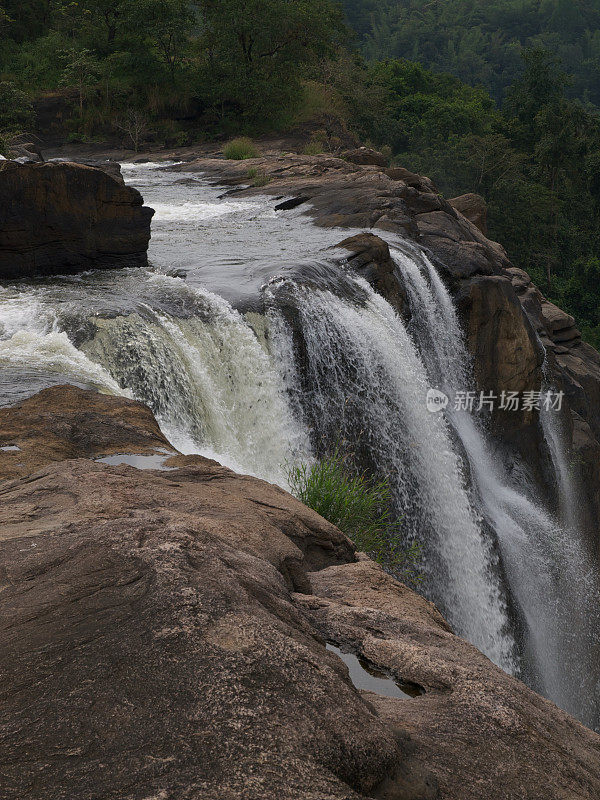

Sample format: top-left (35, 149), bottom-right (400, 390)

top-left (0, 160), bottom-right (153, 279)
top-left (343, 147), bottom-right (389, 167)
top-left (337, 232), bottom-right (408, 316)
top-left (384, 167), bottom-right (437, 194)
top-left (0, 385), bottom-right (171, 481)
top-left (448, 193), bottom-right (488, 234)
top-left (1, 387), bottom-right (600, 799)
top-left (456, 275), bottom-right (545, 431)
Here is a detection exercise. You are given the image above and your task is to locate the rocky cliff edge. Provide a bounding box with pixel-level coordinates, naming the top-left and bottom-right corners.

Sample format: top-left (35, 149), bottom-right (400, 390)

top-left (1, 385), bottom-right (599, 799)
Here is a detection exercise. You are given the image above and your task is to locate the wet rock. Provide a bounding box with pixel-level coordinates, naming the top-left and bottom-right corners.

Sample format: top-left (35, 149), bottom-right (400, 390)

top-left (0, 385), bottom-right (170, 481)
top-left (457, 276), bottom-right (544, 399)
top-left (1, 386), bottom-right (600, 799)
top-left (338, 232), bottom-right (408, 317)
top-left (0, 160), bottom-right (153, 279)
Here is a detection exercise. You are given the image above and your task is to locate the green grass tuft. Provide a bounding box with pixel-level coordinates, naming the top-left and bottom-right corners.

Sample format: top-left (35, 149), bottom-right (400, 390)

top-left (287, 449), bottom-right (421, 587)
top-left (224, 137), bottom-right (259, 160)
top-left (303, 140), bottom-right (324, 155)
top-left (246, 166), bottom-right (271, 186)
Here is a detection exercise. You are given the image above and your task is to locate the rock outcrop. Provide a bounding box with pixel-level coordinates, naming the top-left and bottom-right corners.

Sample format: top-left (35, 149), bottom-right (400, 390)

top-left (338, 232), bottom-right (408, 317)
top-left (2, 385), bottom-right (600, 799)
top-left (0, 160), bottom-right (153, 279)
top-left (343, 147), bottom-right (390, 167)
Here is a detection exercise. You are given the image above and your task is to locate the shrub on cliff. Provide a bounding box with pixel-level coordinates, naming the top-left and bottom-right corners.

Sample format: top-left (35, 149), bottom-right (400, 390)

top-left (287, 450), bottom-right (421, 587)
top-left (224, 138), bottom-right (259, 160)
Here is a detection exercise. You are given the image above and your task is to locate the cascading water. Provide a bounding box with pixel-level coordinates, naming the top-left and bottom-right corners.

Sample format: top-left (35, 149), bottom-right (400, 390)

top-left (266, 272), bottom-right (516, 672)
top-left (80, 278), bottom-right (309, 484)
top-left (392, 244), bottom-right (600, 728)
top-left (1, 161), bottom-right (598, 729)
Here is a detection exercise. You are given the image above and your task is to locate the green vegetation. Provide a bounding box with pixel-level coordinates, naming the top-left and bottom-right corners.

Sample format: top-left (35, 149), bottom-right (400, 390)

top-left (0, 80), bottom-right (33, 155)
top-left (341, 0), bottom-right (600, 106)
top-left (2, 0), bottom-right (600, 345)
top-left (246, 167), bottom-right (270, 187)
top-left (287, 450), bottom-right (421, 587)
top-left (224, 138), bottom-right (259, 160)
top-left (0, 0), bottom-right (344, 139)
top-left (331, 51), bottom-right (600, 348)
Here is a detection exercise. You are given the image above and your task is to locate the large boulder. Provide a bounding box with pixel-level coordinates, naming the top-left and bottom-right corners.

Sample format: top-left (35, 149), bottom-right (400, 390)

top-left (0, 160), bottom-right (154, 279)
top-left (1, 386), bottom-right (600, 799)
top-left (448, 193), bottom-right (488, 234)
top-left (343, 147), bottom-right (389, 167)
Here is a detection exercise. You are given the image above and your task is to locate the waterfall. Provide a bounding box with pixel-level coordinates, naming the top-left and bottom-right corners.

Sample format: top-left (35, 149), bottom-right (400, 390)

top-left (0, 277), bottom-right (308, 486)
top-left (392, 244), bottom-right (600, 728)
top-left (2, 199), bottom-right (598, 726)
top-left (266, 274), bottom-right (516, 672)
top-left (79, 280), bottom-right (309, 485)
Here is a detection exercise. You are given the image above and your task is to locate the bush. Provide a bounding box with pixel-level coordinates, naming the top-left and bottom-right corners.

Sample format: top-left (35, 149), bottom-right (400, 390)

top-left (246, 167), bottom-right (270, 186)
top-left (303, 140), bottom-right (324, 155)
top-left (287, 449), bottom-right (421, 587)
top-left (224, 137), bottom-right (259, 160)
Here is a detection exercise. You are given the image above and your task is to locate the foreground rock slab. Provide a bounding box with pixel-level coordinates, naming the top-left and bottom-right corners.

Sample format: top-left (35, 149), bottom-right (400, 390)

top-left (0, 160), bottom-right (153, 279)
top-left (1, 387), bottom-right (599, 799)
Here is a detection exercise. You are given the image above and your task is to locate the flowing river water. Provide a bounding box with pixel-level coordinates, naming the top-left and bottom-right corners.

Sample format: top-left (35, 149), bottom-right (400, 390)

top-left (1, 162), bottom-right (598, 729)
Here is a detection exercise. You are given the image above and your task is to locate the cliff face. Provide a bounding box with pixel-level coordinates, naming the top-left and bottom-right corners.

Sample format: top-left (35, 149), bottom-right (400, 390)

top-left (1, 385), bottom-right (600, 800)
top-left (0, 160), bottom-right (154, 279)
top-left (178, 152), bottom-right (600, 546)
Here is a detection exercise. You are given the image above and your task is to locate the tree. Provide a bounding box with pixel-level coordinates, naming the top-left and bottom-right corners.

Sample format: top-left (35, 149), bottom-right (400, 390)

top-left (129, 0), bottom-right (195, 83)
top-left (59, 47), bottom-right (100, 113)
top-left (195, 0), bottom-right (344, 127)
top-left (82, 0), bottom-right (128, 48)
top-left (115, 106), bottom-right (150, 151)
top-left (504, 47), bottom-right (569, 148)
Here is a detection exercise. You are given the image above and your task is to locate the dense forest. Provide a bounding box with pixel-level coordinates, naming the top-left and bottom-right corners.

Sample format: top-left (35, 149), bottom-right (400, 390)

top-left (1, 0), bottom-right (600, 347)
top-left (342, 0), bottom-right (600, 106)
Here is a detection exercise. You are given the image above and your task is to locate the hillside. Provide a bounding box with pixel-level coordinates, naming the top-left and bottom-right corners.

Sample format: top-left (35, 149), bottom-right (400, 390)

top-left (342, 0), bottom-right (600, 105)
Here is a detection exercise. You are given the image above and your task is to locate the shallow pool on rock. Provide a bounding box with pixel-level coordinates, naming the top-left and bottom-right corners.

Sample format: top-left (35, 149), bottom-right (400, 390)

top-left (326, 643), bottom-right (419, 699)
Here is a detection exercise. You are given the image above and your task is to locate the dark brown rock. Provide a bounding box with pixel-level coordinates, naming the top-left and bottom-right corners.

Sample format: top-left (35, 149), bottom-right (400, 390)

top-left (0, 160), bottom-right (154, 279)
top-left (457, 276), bottom-right (545, 399)
top-left (343, 147), bottom-right (389, 167)
top-left (338, 232), bottom-right (408, 316)
top-left (384, 167), bottom-right (437, 194)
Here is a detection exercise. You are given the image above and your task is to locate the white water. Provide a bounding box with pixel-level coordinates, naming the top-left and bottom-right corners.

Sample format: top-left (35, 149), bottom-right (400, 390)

top-left (393, 245), bottom-right (600, 726)
top-left (266, 276), bottom-right (515, 671)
